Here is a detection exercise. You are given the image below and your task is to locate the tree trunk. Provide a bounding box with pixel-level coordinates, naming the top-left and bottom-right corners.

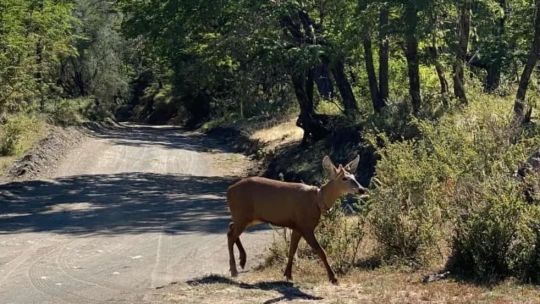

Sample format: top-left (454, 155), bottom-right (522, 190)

top-left (313, 61), bottom-right (334, 100)
top-left (292, 72), bottom-right (329, 144)
top-left (453, 0), bottom-right (471, 104)
top-left (363, 33), bottom-right (383, 112)
top-left (36, 40), bottom-right (45, 110)
top-left (379, 5), bottom-right (389, 106)
top-left (34, 0), bottom-right (45, 111)
top-left (486, 65), bottom-right (502, 92)
top-left (513, 0), bottom-right (540, 126)
top-left (331, 60), bottom-right (358, 114)
top-left (485, 0), bottom-right (506, 92)
top-left (485, 0), bottom-right (508, 92)
top-left (429, 13), bottom-right (449, 95)
top-left (404, 3), bottom-right (421, 113)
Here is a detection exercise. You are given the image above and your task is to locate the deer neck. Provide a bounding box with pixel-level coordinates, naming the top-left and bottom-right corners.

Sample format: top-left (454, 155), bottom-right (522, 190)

top-left (318, 180), bottom-right (343, 212)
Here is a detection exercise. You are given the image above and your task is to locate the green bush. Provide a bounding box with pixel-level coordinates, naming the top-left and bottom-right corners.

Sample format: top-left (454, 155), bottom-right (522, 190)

top-left (367, 95), bottom-right (537, 272)
top-left (50, 98), bottom-right (93, 126)
top-left (0, 114), bottom-right (43, 156)
top-left (310, 202), bottom-right (366, 273)
top-left (368, 138), bottom-right (445, 265)
top-left (265, 202), bottom-right (366, 274)
top-left (450, 179), bottom-right (533, 280)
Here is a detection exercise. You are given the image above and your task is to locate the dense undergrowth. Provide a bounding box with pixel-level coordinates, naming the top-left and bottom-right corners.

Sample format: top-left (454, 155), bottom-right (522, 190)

top-left (259, 90), bottom-right (540, 284)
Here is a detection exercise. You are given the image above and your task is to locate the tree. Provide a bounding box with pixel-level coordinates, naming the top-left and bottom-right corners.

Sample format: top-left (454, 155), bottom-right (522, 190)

top-left (356, 1), bottom-right (386, 113)
top-left (403, 1), bottom-right (422, 113)
top-left (379, 4), bottom-right (390, 106)
top-left (59, 0), bottom-right (130, 116)
top-left (513, 0), bottom-right (540, 126)
top-left (0, 0), bottom-right (76, 116)
top-left (453, 0), bottom-right (471, 104)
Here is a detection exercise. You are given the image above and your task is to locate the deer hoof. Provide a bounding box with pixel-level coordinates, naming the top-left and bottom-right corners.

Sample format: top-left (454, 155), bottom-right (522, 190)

top-left (284, 267), bottom-right (293, 280)
top-left (230, 269), bottom-right (238, 277)
top-left (330, 277), bottom-right (339, 285)
top-left (239, 257), bottom-right (246, 269)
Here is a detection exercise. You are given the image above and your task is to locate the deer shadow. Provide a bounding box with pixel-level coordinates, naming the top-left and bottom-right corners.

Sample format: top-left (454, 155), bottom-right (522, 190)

top-left (186, 275), bottom-right (323, 304)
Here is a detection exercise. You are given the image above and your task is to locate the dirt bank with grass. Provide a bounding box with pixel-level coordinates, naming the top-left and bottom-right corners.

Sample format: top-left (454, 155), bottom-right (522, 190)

top-left (2, 125), bottom-right (87, 182)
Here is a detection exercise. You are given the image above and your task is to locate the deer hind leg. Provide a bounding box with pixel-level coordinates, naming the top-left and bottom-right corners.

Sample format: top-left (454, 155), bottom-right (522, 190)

top-left (284, 230), bottom-right (301, 281)
top-left (235, 238), bottom-right (247, 269)
top-left (227, 221), bottom-right (246, 277)
top-left (302, 230), bottom-right (338, 285)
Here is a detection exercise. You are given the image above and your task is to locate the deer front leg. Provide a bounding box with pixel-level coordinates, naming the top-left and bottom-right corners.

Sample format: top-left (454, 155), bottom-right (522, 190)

top-left (227, 222), bottom-right (246, 277)
top-left (284, 230), bottom-right (301, 281)
top-left (302, 230), bottom-right (338, 285)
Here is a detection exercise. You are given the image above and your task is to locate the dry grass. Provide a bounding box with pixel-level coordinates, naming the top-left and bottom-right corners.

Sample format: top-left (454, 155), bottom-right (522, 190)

top-left (148, 265), bottom-right (540, 304)
top-left (0, 155), bottom-right (17, 175)
top-left (250, 118), bottom-right (303, 150)
top-left (149, 230), bottom-right (540, 304)
top-left (0, 120), bottom-right (47, 176)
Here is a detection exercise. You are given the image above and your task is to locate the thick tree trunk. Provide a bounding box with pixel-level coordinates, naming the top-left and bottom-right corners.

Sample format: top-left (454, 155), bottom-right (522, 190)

top-left (513, 0), bottom-right (540, 127)
top-left (379, 5), bottom-right (390, 105)
top-left (292, 72), bottom-right (329, 144)
top-left (331, 60), bottom-right (358, 114)
top-left (363, 34), bottom-right (383, 112)
top-left (453, 0), bottom-right (471, 104)
top-left (404, 3), bottom-right (421, 113)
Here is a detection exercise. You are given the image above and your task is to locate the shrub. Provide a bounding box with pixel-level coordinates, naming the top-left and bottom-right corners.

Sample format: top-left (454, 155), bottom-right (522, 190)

top-left (368, 138), bottom-right (446, 265)
top-left (310, 202), bottom-right (366, 273)
top-left (265, 202), bottom-right (366, 274)
top-left (449, 178), bottom-right (533, 280)
top-left (50, 98), bottom-right (93, 126)
top-left (367, 96), bottom-right (535, 270)
top-left (0, 114), bottom-right (43, 156)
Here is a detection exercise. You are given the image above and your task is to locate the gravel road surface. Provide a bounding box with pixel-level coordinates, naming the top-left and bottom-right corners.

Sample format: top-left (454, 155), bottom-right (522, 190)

top-left (0, 124), bottom-right (271, 303)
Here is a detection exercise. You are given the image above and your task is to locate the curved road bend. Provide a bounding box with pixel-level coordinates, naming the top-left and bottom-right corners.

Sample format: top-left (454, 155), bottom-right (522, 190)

top-left (0, 124), bottom-right (271, 304)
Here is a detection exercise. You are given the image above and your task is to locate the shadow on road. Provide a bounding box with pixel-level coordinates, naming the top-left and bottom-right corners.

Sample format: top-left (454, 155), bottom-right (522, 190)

top-left (186, 275), bottom-right (323, 304)
top-left (0, 173), bottom-right (267, 235)
top-left (90, 124), bottom-right (235, 153)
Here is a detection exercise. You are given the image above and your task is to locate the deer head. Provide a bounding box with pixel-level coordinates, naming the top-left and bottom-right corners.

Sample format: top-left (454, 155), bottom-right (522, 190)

top-left (322, 155), bottom-right (366, 195)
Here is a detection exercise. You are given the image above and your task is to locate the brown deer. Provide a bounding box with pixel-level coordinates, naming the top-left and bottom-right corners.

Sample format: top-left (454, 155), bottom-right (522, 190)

top-left (226, 155), bottom-right (366, 284)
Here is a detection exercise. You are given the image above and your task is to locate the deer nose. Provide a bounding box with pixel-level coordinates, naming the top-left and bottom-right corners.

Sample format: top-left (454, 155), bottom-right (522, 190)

top-left (358, 186), bottom-right (367, 195)
top-left (352, 179), bottom-right (367, 195)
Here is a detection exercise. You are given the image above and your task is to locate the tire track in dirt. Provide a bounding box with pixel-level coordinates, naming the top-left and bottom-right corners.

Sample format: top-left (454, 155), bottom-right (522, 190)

top-left (0, 124), bottom-right (272, 303)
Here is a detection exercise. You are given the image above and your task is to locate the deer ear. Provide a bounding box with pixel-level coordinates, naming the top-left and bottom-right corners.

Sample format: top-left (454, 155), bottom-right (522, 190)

top-left (345, 155), bottom-right (360, 173)
top-left (322, 155), bottom-right (337, 179)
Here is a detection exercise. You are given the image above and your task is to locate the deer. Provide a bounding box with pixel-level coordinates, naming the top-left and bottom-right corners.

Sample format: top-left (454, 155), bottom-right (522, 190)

top-left (226, 155), bottom-right (366, 284)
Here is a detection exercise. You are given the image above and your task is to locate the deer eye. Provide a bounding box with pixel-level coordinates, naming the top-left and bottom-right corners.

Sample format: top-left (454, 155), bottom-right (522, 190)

top-left (342, 177), bottom-right (348, 181)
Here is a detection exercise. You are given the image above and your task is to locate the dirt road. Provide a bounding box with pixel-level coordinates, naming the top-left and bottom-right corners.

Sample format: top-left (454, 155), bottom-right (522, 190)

top-left (0, 125), bottom-right (271, 304)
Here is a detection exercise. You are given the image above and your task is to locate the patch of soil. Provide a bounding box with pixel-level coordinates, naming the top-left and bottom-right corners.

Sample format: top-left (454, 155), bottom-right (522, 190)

top-left (3, 126), bottom-right (87, 181)
top-left (205, 127), bottom-right (267, 176)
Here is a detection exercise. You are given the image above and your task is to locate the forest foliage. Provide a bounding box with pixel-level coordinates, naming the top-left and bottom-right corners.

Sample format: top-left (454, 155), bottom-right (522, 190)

top-left (1, 0), bottom-right (540, 282)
